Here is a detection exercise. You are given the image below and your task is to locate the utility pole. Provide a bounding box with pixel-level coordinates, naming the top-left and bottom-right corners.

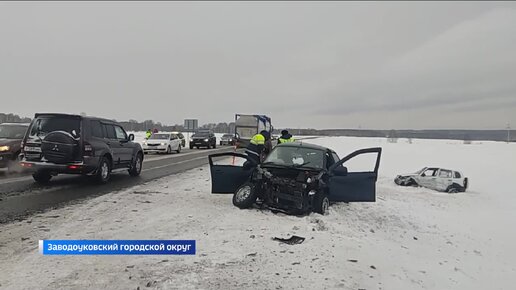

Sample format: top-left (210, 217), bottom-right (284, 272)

top-left (507, 122), bottom-right (511, 143)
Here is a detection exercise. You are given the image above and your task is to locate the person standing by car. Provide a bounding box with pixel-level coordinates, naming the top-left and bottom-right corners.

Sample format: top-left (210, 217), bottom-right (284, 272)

top-left (245, 130), bottom-right (271, 164)
top-left (145, 129), bottom-right (152, 140)
top-left (277, 130), bottom-right (295, 145)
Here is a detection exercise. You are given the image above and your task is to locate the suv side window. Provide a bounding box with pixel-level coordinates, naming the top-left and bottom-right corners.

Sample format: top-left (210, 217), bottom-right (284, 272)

top-left (91, 120), bottom-right (103, 138)
top-left (178, 133), bottom-right (184, 139)
top-left (454, 171), bottom-right (461, 178)
top-left (439, 169), bottom-right (452, 178)
top-left (103, 124), bottom-right (116, 139)
top-left (114, 126), bottom-right (127, 140)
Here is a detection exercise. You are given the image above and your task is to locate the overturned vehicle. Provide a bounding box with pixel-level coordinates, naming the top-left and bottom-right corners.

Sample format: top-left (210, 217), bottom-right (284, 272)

top-left (208, 143), bottom-right (382, 215)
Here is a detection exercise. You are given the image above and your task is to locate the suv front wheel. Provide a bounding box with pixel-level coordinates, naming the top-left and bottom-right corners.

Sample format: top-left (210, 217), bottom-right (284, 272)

top-left (129, 153), bottom-right (143, 176)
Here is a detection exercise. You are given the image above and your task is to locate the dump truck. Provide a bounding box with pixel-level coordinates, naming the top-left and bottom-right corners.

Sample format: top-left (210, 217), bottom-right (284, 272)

top-left (234, 114), bottom-right (273, 148)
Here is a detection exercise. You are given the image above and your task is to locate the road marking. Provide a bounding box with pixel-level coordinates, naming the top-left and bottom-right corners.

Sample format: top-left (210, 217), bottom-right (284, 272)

top-left (143, 147), bottom-right (233, 162)
top-left (142, 155), bottom-right (208, 172)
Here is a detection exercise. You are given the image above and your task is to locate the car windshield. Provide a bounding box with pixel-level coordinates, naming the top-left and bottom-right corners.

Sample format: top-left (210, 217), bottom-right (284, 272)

top-left (193, 132), bottom-right (210, 137)
top-left (29, 117), bottom-right (81, 137)
top-left (222, 134), bottom-right (233, 138)
top-left (0, 124), bottom-right (28, 139)
top-left (264, 146), bottom-right (324, 169)
top-left (149, 134), bottom-right (170, 140)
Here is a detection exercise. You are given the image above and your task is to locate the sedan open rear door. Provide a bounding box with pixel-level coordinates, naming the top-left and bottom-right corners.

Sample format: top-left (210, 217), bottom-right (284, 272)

top-left (208, 152), bottom-right (253, 193)
top-left (328, 147), bottom-right (382, 202)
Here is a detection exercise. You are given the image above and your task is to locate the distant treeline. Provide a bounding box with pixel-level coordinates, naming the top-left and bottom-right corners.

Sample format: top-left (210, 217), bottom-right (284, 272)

top-left (0, 113), bottom-right (31, 124)
top-left (282, 128), bottom-right (515, 142)
top-left (1, 113), bottom-right (513, 142)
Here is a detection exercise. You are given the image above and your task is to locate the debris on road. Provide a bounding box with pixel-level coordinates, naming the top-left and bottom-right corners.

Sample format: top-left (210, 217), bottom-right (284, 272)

top-left (272, 235), bottom-right (305, 245)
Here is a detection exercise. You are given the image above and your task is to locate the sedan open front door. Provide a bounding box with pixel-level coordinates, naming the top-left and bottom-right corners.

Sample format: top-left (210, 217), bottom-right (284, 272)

top-left (208, 152), bottom-right (253, 193)
top-left (328, 147), bottom-right (382, 202)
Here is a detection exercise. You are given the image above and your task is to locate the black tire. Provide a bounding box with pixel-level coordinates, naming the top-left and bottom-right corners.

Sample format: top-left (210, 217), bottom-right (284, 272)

top-left (33, 171), bottom-right (52, 184)
top-left (232, 182), bottom-right (259, 209)
top-left (189, 144), bottom-right (194, 150)
top-left (196, 146), bottom-right (199, 149)
top-left (176, 144), bottom-right (181, 153)
top-left (314, 193), bottom-right (330, 215)
top-left (129, 153), bottom-right (143, 177)
top-left (207, 143), bottom-right (211, 149)
top-left (220, 141), bottom-right (223, 146)
top-left (95, 157), bottom-right (111, 184)
top-left (166, 146), bottom-right (171, 154)
top-left (213, 142), bottom-right (216, 149)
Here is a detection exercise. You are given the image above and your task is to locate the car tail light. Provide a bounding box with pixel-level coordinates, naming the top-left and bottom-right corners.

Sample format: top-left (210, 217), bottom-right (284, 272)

top-left (20, 162), bottom-right (32, 167)
top-left (68, 165), bottom-right (81, 170)
top-left (83, 142), bottom-right (94, 156)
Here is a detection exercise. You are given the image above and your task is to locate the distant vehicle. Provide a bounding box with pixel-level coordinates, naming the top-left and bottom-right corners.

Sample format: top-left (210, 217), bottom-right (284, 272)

top-left (0, 123), bottom-right (30, 171)
top-left (394, 167), bottom-right (468, 193)
top-left (209, 143), bottom-right (382, 215)
top-left (142, 133), bottom-right (182, 154)
top-left (20, 113), bottom-right (143, 184)
top-left (234, 114), bottom-right (273, 148)
top-left (171, 132), bottom-right (186, 147)
top-left (190, 130), bottom-right (216, 149)
top-left (219, 134), bottom-right (235, 146)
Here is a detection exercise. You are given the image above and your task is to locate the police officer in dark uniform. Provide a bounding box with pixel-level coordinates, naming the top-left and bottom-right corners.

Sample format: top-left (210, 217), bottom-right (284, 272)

top-left (278, 130), bottom-right (295, 145)
top-left (245, 130), bottom-right (271, 164)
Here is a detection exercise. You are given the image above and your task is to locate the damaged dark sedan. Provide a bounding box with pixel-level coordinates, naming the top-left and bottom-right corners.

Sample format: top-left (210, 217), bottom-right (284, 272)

top-left (208, 143), bottom-right (382, 215)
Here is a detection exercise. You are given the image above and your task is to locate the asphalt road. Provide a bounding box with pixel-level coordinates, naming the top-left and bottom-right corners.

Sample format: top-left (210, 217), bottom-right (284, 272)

top-left (0, 146), bottom-right (237, 224)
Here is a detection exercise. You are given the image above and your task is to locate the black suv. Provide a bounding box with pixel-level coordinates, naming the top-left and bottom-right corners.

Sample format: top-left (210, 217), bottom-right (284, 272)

top-left (20, 113), bottom-right (144, 184)
top-left (189, 130), bottom-right (217, 149)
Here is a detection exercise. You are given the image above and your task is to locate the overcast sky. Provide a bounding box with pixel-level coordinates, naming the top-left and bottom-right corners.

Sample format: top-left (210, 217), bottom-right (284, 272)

top-left (1, 2), bottom-right (515, 130)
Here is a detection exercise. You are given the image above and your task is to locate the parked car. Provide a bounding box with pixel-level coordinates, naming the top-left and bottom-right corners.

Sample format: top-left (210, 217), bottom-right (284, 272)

top-left (142, 133), bottom-right (182, 154)
top-left (190, 131), bottom-right (216, 149)
top-left (19, 113), bottom-right (144, 184)
top-left (209, 143), bottom-right (382, 215)
top-left (219, 134), bottom-right (235, 146)
top-left (394, 167), bottom-right (468, 193)
top-left (0, 123), bottom-right (30, 171)
top-left (171, 132), bottom-right (186, 147)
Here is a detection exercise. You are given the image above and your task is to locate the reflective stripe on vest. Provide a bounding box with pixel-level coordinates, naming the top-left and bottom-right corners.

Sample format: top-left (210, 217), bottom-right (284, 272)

top-left (278, 137), bottom-right (295, 143)
top-left (250, 134), bottom-right (265, 145)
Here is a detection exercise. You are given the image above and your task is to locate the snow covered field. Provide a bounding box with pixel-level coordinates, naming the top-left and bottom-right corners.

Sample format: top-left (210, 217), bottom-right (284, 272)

top-left (0, 137), bottom-right (515, 289)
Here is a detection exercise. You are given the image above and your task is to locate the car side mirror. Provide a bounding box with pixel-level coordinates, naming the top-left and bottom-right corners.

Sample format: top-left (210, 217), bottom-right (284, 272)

top-left (128, 134), bottom-right (135, 141)
top-left (332, 166), bottom-right (348, 176)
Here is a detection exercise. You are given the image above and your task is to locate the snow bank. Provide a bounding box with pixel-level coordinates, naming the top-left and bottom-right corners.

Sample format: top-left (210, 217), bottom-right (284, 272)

top-left (0, 137), bottom-right (515, 289)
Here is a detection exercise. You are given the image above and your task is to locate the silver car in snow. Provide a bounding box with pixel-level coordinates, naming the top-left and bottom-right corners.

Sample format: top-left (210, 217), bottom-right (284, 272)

top-left (394, 167), bottom-right (468, 193)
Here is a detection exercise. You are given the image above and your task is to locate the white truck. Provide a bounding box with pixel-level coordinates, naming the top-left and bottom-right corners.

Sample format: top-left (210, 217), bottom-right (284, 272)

top-left (234, 114), bottom-right (273, 148)
top-left (394, 167), bottom-right (468, 193)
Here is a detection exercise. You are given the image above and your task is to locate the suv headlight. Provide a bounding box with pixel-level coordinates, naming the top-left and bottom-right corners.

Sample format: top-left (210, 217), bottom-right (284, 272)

top-left (0, 146), bottom-right (10, 152)
top-left (204, 138), bottom-right (208, 142)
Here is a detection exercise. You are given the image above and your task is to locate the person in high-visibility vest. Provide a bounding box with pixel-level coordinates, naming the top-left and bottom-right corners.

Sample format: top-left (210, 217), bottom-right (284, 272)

top-left (245, 130), bottom-right (271, 164)
top-left (145, 129), bottom-right (152, 140)
top-left (278, 130), bottom-right (295, 145)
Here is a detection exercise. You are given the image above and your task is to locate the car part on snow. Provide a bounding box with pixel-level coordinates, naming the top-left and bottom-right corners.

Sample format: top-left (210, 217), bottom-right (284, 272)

top-left (272, 235), bottom-right (305, 245)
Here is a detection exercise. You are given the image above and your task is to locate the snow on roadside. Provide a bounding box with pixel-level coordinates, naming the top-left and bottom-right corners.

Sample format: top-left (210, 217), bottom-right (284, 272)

top-left (0, 138), bottom-right (515, 289)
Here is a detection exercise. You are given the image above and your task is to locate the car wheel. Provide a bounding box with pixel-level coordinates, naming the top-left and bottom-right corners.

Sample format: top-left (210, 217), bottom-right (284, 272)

top-left (32, 170), bottom-right (52, 184)
top-left (406, 178), bottom-right (418, 187)
top-left (220, 141), bottom-right (222, 146)
top-left (176, 144), bottom-right (181, 153)
top-left (129, 153), bottom-right (143, 177)
top-left (213, 142), bottom-right (216, 149)
top-left (96, 157), bottom-right (111, 184)
top-left (207, 143), bottom-right (211, 149)
top-left (189, 145), bottom-right (193, 150)
top-left (233, 182), bottom-right (258, 209)
top-left (446, 185), bottom-right (459, 193)
top-left (314, 193), bottom-right (330, 215)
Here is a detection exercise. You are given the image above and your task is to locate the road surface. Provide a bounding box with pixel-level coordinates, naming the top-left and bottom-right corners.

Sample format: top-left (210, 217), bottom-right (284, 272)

top-left (0, 147), bottom-right (236, 223)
